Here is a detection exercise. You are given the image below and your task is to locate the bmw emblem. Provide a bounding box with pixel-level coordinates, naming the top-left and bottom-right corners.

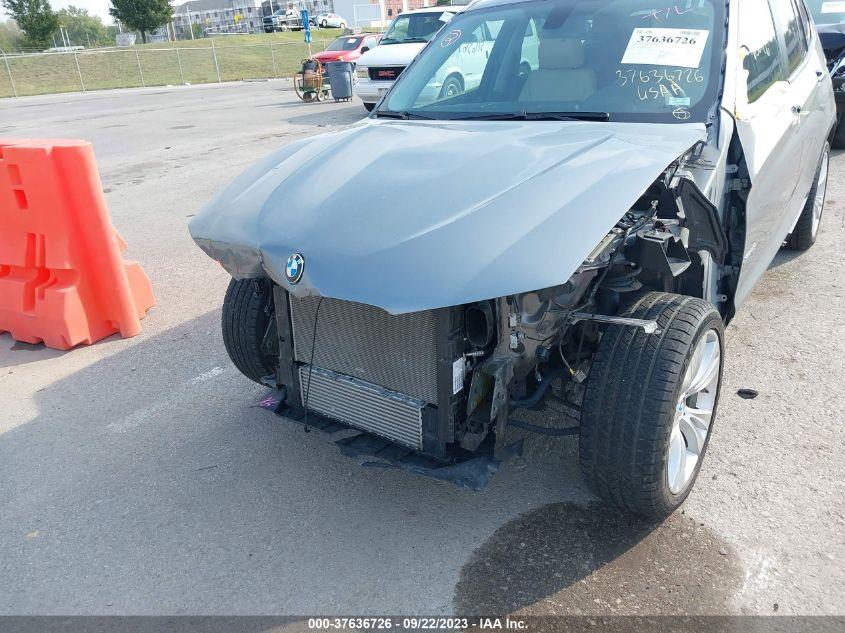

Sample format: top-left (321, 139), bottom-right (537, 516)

top-left (285, 252), bottom-right (305, 284)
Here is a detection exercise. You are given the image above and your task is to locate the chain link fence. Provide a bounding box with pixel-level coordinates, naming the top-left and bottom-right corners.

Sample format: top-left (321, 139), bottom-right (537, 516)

top-left (0, 40), bottom-right (334, 98)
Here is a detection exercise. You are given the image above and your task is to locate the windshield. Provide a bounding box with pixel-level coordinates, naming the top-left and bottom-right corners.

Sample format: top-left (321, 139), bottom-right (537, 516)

top-left (381, 11), bottom-right (455, 45)
top-left (326, 36), bottom-right (363, 51)
top-left (381, 0), bottom-right (724, 123)
top-left (807, 0), bottom-right (845, 25)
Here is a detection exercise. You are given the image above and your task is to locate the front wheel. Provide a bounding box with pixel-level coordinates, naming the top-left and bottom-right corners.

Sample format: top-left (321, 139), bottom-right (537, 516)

top-left (222, 278), bottom-right (278, 385)
top-left (786, 142), bottom-right (829, 251)
top-left (580, 292), bottom-right (725, 519)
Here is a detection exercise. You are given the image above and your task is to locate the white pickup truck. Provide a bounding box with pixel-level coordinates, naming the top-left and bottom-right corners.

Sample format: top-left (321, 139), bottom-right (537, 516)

top-left (355, 8), bottom-right (539, 111)
top-left (354, 7), bottom-right (465, 111)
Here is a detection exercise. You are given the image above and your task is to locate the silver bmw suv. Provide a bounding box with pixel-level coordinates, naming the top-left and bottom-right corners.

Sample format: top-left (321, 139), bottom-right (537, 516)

top-left (192, 0), bottom-right (835, 519)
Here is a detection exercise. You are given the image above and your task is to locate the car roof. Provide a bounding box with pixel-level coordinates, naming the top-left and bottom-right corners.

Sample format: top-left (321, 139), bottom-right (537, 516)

top-left (466, 0), bottom-right (727, 11)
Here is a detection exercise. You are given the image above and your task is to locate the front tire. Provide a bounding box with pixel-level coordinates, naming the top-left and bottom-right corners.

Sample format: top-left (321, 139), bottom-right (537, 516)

top-left (580, 292), bottom-right (725, 519)
top-left (786, 142), bottom-right (829, 251)
top-left (222, 278), bottom-right (278, 385)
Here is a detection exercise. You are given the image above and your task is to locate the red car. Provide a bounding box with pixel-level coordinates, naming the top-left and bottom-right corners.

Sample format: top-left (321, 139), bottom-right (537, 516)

top-left (311, 34), bottom-right (382, 65)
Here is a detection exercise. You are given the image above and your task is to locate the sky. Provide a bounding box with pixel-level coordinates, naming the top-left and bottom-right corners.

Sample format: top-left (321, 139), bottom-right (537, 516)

top-left (1, 0), bottom-right (117, 24)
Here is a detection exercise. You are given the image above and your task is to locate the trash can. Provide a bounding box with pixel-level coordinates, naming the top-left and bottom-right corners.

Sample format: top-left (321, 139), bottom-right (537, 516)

top-left (326, 61), bottom-right (354, 101)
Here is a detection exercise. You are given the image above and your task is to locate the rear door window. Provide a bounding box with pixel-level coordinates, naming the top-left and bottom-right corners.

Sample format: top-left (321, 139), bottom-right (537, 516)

top-left (771, 0), bottom-right (809, 76)
top-left (741, 0), bottom-right (786, 103)
top-left (794, 0), bottom-right (814, 42)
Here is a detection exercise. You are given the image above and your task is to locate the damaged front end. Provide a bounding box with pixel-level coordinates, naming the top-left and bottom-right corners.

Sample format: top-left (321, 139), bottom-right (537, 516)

top-left (190, 118), bottom-right (730, 461)
top-left (217, 164), bottom-right (727, 462)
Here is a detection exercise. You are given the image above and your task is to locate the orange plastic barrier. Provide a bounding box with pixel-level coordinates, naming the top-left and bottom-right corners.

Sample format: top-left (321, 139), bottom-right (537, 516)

top-left (0, 139), bottom-right (155, 350)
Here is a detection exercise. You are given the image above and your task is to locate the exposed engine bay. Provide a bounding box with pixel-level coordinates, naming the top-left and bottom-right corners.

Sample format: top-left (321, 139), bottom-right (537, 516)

top-left (261, 156), bottom-right (733, 461)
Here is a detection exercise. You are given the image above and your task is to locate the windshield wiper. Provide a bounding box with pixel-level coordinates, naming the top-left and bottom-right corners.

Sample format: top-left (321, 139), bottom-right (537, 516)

top-left (452, 111), bottom-right (611, 122)
top-left (374, 110), bottom-right (434, 120)
top-left (380, 37), bottom-right (429, 45)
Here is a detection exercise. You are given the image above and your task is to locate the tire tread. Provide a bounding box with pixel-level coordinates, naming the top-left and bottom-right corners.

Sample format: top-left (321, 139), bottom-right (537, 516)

top-left (222, 278), bottom-right (276, 385)
top-left (580, 292), bottom-right (724, 519)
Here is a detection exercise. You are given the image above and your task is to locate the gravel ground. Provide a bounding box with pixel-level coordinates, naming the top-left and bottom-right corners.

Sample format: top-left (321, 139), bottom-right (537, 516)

top-left (0, 82), bottom-right (842, 616)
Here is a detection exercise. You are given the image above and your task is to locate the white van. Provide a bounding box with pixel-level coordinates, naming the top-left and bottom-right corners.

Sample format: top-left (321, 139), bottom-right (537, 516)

top-left (354, 7), bottom-right (465, 110)
top-left (411, 19), bottom-right (540, 106)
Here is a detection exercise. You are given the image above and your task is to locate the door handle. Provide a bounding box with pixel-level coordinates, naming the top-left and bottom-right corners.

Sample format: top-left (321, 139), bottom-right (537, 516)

top-left (792, 105), bottom-right (803, 115)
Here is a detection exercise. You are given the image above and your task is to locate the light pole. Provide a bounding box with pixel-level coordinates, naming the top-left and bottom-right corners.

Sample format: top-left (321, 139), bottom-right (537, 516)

top-left (187, 6), bottom-right (195, 39)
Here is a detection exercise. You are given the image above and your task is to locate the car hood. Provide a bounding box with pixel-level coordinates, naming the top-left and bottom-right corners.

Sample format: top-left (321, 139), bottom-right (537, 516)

top-left (312, 50), bottom-right (345, 61)
top-left (356, 42), bottom-right (425, 67)
top-left (189, 119), bottom-right (706, 314)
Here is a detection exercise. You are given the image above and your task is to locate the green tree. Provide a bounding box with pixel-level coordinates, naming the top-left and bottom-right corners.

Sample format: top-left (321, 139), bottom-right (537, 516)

top-left (55, 6), bottom-right (116, 47)
top-left (108, 0), bottom-right (172, 43)
top-left (0, 0), bottom-right (59, 50)
top-left (0, 18), bottom-right (23, 51)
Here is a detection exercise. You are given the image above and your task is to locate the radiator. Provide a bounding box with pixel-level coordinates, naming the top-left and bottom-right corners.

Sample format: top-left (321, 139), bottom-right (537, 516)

top-left (289, 296), bottom-right (439, 404)
top-left (298, 365), bottom-right (425, 450)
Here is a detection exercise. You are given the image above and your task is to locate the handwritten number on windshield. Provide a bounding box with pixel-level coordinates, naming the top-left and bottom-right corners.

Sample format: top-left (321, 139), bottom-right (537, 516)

top-left (642, 6), bottom-right (695, 20)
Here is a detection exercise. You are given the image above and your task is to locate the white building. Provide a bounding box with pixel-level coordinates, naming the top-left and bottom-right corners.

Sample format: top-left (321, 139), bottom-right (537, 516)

top-left (173, 0), bottom-right (336, 37)
top-left (173, 0), bottom-right (266, 36)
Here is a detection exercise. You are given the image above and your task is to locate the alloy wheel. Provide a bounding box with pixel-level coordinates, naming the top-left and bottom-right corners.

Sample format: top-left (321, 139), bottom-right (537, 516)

top-left (667, 329), bottom-right (721, 494)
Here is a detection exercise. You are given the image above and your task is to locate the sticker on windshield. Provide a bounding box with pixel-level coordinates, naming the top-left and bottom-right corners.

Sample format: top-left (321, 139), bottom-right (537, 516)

top-left (622, 28), bottom-right (709, 69)
top-left (441, 29), bottom-right (461, 47)
top-left (822, 1), bottom-right (845, 12)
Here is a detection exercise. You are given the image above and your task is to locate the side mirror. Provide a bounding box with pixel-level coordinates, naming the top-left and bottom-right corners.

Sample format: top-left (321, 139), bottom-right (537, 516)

top-left (361, 46), bottom-right (370, 53)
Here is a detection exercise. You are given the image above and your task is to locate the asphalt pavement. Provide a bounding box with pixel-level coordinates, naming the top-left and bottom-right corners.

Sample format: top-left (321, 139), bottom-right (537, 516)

top-left (0, 81), bottom-right (842, 616)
